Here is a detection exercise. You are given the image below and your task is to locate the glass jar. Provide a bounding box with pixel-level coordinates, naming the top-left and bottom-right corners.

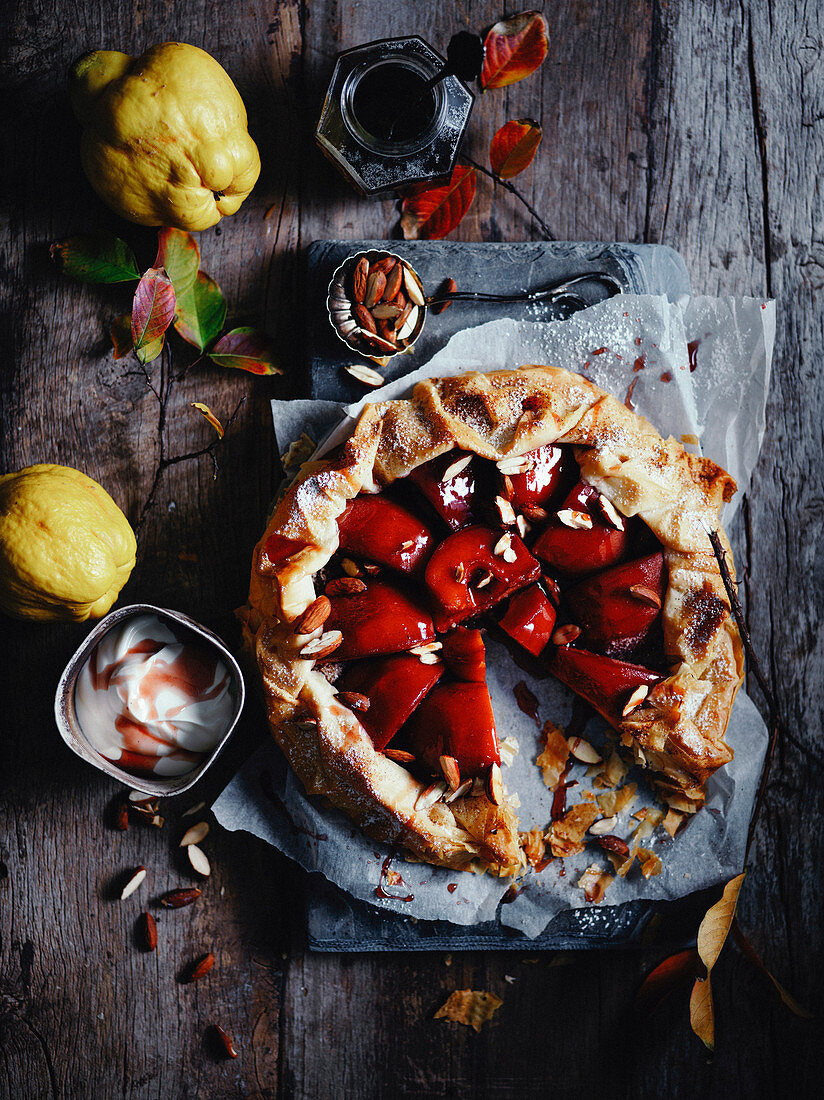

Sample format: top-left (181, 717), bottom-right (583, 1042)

top-left (315, 35), bottom-right (474, 196)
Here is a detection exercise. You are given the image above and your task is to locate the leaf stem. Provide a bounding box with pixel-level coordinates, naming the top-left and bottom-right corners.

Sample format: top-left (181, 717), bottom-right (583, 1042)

top-left (465, 155), bottom-right (555, 240)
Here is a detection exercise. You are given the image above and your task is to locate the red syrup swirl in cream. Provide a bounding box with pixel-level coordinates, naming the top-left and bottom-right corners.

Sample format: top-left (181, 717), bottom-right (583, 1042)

top-left (74, 614), bottom-right (234, 777)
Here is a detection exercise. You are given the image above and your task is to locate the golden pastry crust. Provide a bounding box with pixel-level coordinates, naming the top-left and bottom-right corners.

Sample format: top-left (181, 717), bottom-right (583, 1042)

top-left (242, 366), bottom-right (744, 874)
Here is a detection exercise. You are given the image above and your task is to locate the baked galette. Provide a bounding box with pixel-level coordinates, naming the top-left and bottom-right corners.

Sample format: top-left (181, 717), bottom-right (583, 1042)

top-left (241, 366), bottom-right (744, 876)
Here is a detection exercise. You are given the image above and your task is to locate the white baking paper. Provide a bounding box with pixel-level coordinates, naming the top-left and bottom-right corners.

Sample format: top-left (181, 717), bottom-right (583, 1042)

top-left (214, 293), bottom-right (774, 936)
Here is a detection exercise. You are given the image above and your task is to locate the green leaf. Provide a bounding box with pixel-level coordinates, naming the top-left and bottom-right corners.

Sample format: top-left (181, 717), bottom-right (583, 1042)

top-left (208, 327), bottom-right (282, 375)
top-left (174, 272), bottom-right (227, 352)
top-left (136, 332), bottom-right (166, 364)
top-left (50, 232), bottom-right (140, 283)
top-left (155, 227), bottom-right (201, 295)
top-left (131, 267), bottom-right (176, 360)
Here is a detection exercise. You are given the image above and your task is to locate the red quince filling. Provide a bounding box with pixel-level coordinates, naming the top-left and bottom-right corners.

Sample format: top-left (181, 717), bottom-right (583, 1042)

top-left (317, 445), bottom-right (668, 788)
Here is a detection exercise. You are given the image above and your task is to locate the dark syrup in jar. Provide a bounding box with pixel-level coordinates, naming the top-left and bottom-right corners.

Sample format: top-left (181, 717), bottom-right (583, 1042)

top-left (352, 63), bottom-right (437, 144)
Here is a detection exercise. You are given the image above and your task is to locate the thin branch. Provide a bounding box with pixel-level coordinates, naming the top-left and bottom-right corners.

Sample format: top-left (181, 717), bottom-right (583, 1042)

top-left (465, 155), bottom-right (555, 240)
top-left (706, 527), bottom-right (780, 862)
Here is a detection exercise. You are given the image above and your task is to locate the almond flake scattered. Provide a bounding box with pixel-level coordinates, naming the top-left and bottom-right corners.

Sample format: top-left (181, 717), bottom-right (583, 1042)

top-left (622, 684), bottom-right (650, 716)
top-left (128, 791), bottom-right (156, 805)
top-left (589, 815), bottom-right (619, 835)
top-left (577, 863), bottom-right (614, 903)
top-left (187, 844), bottom-right (211, 877)
top-left (410, 641), bottom-right (442, 656)
top-left (345, 363), bottom-right (385, 388)
top-left (179, 822), bottom-right (209, 847)
top-left (496, 455), bottom-right (531, 475)
top-left (444, 779), bottom-right (473, 804)
top-left (557, 509), bottom-right (592, 529)
top-left (536, 723), bottom-right (570, 789)
top-left (441, 454), bottom-right (472, 482)
top-left (417, 653), bottom-right (442, 665)
top-left (495, 495), bottom-right (516, 526)
top-left (475, 571), bottom-right (493, 589)
top-left (567, 736), bottom-right (602, 764)
top-left (493, 532), bottom-right (512, 556)
top-left (340, 557), bottom-right (361, 577)
top-left (400, 539), bottom-right (415, 551)
top-left (551, 624), bottom-right (581, 646)
top-left (181, 801), bottom-right (206, 818)
top-left (414, 781), bottom-right (446, 811)
top-left (516, 514), bottom-right (531, 538)
top-left (299, 630), bottom-right (343, 660)
top-left (439, 754), bottom-right (462, 791)
top-left (434, 990), bottom-right (503, 1033)
top-left (504, 975), bottom-right (516, 984)
top-left (120, 867), bottom-right (147, 900)
top-left (595, 494), bottom-right (625, 530)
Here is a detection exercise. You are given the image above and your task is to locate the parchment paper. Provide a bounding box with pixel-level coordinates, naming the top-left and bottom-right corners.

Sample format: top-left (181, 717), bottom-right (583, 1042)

top-left (214, 293), bottom-right (775, 937)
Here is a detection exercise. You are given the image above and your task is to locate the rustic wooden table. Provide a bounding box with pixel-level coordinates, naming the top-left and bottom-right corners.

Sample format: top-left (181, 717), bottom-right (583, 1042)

top-left (1, 1), bottom-right (820, 1096)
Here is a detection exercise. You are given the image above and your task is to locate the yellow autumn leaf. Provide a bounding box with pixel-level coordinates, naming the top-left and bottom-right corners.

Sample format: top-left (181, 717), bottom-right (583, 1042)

top-left (690, 976), bottom-right (715, 1051)
top-left (434, 990), bottom-right (503, 1033)
top-left (190, 402), bottom-right (224, 439)
top-left (697, 872), bottom-right (746, 974)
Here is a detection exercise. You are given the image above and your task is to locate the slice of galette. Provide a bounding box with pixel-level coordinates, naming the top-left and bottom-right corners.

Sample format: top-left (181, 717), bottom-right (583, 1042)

top-left (241, 366), bottom-right (744, 875)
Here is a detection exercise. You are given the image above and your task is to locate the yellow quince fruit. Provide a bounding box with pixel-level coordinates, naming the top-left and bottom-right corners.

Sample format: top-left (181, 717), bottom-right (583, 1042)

top-left (68, 42), bottom-right (261, 232)
top-left (0, 465), bottom-right (137, 622)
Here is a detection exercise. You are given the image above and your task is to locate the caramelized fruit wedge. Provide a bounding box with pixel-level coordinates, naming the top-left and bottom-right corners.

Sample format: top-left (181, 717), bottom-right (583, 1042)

top-left (337, 653), bottom-right (444, 750)
top-left (533, 481), bottom-right (628, 575)
top-left (425, 525), bottom-right (540, 632)
top-left (405, 681), bottom-right (500, 778)
top-left (327, 580), bottom-right (435, 660)
top-left (548, 645), bottom-right (662, 730)
top-left (506, 444), bottom-right (569, 510)
top-left (498, 584), bottom-right (557, 657)
top-left (442, 627), bottom-right (486, 682)
top-left (408, 450), bottom-right (477, 530)
top-left (337, 495), bottom-right (434, 574)
top-left (566, 552), bottom-right (664, 655)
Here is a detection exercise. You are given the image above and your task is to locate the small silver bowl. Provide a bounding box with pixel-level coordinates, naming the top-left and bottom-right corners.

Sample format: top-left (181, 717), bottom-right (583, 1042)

top-left (327, 249), bottom-right (427, 367)
top-left (54, 603), bottom-right (245, 797)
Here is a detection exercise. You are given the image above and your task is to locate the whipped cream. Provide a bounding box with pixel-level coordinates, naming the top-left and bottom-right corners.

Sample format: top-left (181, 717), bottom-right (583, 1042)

top-left (74, 613), bottom-right (234, 777)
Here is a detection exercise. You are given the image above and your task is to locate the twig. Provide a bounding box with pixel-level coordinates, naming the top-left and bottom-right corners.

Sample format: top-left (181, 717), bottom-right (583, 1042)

top-left (706, 527), bottom-right (780, 862)
top-left (465, 156), bottom-right (555, 240)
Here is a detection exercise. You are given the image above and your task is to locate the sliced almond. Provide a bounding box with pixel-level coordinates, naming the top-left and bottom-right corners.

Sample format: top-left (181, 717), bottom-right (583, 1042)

top-left (148, 815), bottom-right (164, 828)
top-left (417, 653), bottom-right (442, 665)
top-left (475, 571), bottom-right (494, 589)
top-left (402, 264), bottom-right (425, 307)
top-left (187, 844), bottom-right (211, 877)
top-left (361, 330), bottom-right (401, 355)
top-left (552, 624), bottom-right (581, 646)
top-left (294, 595), bottom-right (332, 635)
top-left (410, 641), bottom-right (442, 656)
top-left (495, 495), bottom-right (516, 526)
top-left (502, 547), bottom-right (517, 564)
top-left (326, 576), bottom-right (366, 596)
top-left (336, 690), bottom-right (370, 711)
top-left (485, 763), bottom-right (505, 806)
top-left (516, 515), bottom-right (531, 539)
top-left (441, 454), bottom-right (472, 483)
top-left (384, 748), bottom-right (415, 764)
top-left (396, 305), bottom-right (419, 341)
top-left (400, 539), bottom-right (415, 551)
top-left (414, 781), bottom-right (446, 811)
top-left (454, 563), bottom-right (466, 583)
top-left (502, 474), bottom-right (514, 499)
top-left (371, 302), bottom-right (402, 320)
top-left (179, 821), bottom-right (210, 847)
top-left (120, 866), bottom-right (146, 900)
top-left (622, 684), bottom-right (650, 716)
top-left (496, 455), bottom-right (531, 475)
top-left (444, 778), bottom-right (473, 804)
top-left (557, 509), bottom-right (593, 529)
top-left (595, 494), bottom-right (625, 530)
top-left (361, 562), bottom-right (381, 575)
top-left (299, 630), bottom-right (343, 660)
top-left (340, 557), bottom-right (362, 577)
top-left (493, 532), bottom-right (513, 557)
top-left (345, 363), bottom-right (384, 388)
top-left (522, 504), bottom-right (548, 522)
top-left (589, 815), bottom-right (619, 835)
top-left (128, 791), bottom-right (157, 806)
top-left (181, 801), bottom-right (206, 818)
top-left (543, 576), bottom-right (562, 605)
top-left (629, 584), bottom-right (662, 609)
top-left (567, 736), bottom-right (602, 764)
top-left (439, 754), bottom-right (461, 791)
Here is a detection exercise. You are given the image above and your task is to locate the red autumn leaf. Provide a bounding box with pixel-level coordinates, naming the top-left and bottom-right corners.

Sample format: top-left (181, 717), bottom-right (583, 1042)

top-left (131, 267), bottom-right (175, 363)
top-left (481, 11), bottom-right (549, 90)
top-left (400, 165), bottom-right (477, 241)
top-left (155, 227), bottom-right (200, 295)
top-left (490, 119), bottom-right (542, 179)
top-left (634, 949), bottom-right (701, 1018)
top-left (208, 327), bottom-right (282, 376)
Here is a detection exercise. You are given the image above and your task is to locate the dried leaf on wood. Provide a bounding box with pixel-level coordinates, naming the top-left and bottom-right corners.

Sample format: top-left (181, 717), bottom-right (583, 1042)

top-left (110, 313), bottom-right (133, 359)
top-left (690, 976), bottom-right (715, 1051)
top-left (50, 232), bottom-right (140, 283)
top-left (731, 920), bottom-right (813, 1019)
top-left (481, 12), bottom-right (549, 90)
top-left (131, 267), bottom-right (175, 363)
top-left (434, 989), bottom-right (503, 1032)
top-left (174, 272), bottom-right (227, 351)
top-left (208, 327), bottom-right (282, 375)
top-left (190, 402), bottom-right (224, 438)
top-left (400, 165), bottom-right (477, 241)
top-left (155, 227), bottom-right (200, 295)
top-left (489, 119), bottom-right (542, 179)
top-left (635, 949), bottom-right (701, 1017)
top-left (697, 872), bottom-right (746, 974)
